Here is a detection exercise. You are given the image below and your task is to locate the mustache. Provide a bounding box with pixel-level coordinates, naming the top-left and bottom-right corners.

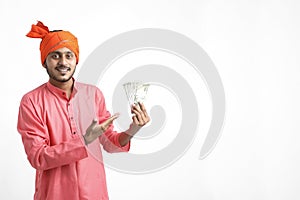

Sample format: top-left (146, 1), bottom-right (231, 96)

top-left (55, 65), bottom-right (71, 70)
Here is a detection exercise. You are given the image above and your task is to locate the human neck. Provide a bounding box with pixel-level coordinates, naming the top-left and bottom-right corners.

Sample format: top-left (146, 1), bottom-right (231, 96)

top-left (49, 78), bottom-right (74, 98)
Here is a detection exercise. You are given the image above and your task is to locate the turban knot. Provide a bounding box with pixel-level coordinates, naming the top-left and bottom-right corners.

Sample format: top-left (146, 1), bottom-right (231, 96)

top-left (26, 21), bottom-right (79, 64)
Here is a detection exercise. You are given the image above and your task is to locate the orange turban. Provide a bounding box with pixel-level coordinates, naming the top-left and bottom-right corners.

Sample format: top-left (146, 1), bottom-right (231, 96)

top-left (26, 21), bottom-right (79, 64)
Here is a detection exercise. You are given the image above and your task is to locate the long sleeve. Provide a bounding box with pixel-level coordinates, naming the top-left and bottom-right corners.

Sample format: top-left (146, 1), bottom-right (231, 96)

top-left (95, 88), bottom-right (130, 153)
top-left (17, 96), bottom-right (88, 170)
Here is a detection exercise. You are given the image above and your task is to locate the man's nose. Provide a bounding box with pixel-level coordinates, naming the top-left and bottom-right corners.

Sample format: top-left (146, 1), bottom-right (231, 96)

top-left (58, 56), bottom-right (68, 66)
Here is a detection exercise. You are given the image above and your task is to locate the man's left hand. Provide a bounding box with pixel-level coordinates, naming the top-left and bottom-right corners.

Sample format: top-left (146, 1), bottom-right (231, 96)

top-left (131, 102), bottom-right (150, 127)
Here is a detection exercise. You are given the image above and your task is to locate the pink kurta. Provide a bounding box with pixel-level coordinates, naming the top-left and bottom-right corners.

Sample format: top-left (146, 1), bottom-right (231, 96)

top-left (17, 80), bottom-right (130, 200)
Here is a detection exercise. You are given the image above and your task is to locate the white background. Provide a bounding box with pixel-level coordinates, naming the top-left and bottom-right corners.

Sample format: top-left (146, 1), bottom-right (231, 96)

top-left (1, 0), bottom-right (300, 199)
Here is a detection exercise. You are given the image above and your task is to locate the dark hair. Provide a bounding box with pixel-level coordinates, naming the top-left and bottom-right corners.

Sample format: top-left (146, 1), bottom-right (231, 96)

top-left (50, 30), bottom-right (63, 32)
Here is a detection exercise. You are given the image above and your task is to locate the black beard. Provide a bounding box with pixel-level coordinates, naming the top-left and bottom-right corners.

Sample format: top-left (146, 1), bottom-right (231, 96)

top-left (46, 65), bottom-right (76, 83)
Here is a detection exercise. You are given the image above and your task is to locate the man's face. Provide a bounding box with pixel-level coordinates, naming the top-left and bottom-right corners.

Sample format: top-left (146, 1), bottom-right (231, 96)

top-left (44, 47), bottom-right (77, 84)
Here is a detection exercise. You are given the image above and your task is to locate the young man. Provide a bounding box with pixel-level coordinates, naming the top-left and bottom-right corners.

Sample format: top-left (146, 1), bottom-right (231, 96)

top-left (17, 21), bottom-right (150, 200)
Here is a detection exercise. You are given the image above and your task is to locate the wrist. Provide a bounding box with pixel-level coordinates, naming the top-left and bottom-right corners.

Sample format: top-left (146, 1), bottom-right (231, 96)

top-left (125, 123), bottom-right (141, 136)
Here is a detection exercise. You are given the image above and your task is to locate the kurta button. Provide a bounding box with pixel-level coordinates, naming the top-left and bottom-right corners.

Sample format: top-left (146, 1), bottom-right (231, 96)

top-left (73, 132), bottom-right (76, 134)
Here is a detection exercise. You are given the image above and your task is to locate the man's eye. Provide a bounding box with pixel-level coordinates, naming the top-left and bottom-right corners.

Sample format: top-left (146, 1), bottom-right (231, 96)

top-left (66, 54), bottom-right (74, 59)
top-left (51, 54), bottom-right (60, 59)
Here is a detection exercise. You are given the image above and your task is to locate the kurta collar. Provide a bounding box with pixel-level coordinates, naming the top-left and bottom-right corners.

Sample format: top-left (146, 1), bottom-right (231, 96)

top-left (46, 78), bottom-right (78, 100)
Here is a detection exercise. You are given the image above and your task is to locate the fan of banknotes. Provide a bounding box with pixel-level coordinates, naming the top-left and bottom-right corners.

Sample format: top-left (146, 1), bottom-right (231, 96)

top-left (123, 81), bottom-right (150, 105)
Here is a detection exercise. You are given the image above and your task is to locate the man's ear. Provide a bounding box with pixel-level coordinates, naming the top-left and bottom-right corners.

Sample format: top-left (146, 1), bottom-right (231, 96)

top-left (42, 62), bottom-right (47, 68)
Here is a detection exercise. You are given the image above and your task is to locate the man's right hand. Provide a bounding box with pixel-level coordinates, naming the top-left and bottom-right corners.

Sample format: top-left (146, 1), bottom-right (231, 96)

top-left (83, 114), bottom-right (119, 145)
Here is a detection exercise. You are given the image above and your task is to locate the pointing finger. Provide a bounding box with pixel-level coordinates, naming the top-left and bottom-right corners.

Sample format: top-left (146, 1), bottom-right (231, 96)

top-left (101, 113), bottom-right (120, 129)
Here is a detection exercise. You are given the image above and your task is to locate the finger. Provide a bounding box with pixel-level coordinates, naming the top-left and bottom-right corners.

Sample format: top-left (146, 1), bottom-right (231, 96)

top-left (138, 102), bottom-right (146, 111)
top-left (132, 105), bottom-right (144, 117)
top-left (131, 108), bottom-right (142, 118)
top-left (132, 106), bottom-right (149, 122)
top-left (105, 114), bottom-right (119, 126)
top-left (101, 113), bottom-right (120, 129)
top-left (132, 111), bottom-right (145, 126)
top-left (89, 118), bottom-right (98, 128)
top-left (134, 102), bottom-right (148, 114)
top-left (132, 116), bottom-right (139, 125)
top-left (131, 104), bottom-right (140, 113)
top-left (111, 113), bottom-right (120, 121)
top-left (140, 102), bottom-right (149, 119)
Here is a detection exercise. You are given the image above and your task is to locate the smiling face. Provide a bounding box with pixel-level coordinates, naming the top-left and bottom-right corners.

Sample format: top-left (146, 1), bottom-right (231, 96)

top-left (43, 47), bottom-right (77, 87)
